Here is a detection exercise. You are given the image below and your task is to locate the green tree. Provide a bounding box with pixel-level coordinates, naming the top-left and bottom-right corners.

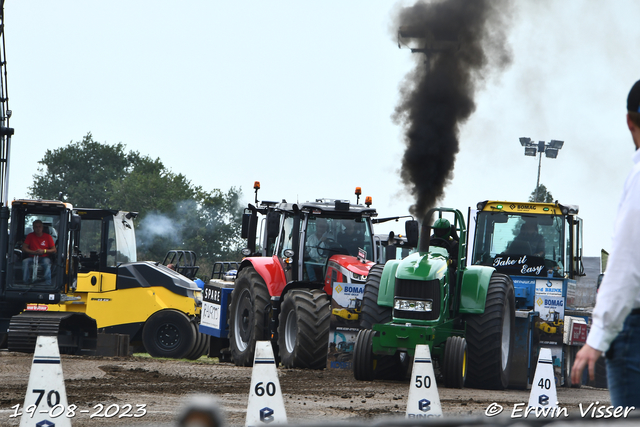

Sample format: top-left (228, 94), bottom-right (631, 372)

top-left (30, 133), bottom-right (244, 276)
top-left (529, 183), bottom-right (554, 203)
top-left (29, 133), bottom-right (145, 207)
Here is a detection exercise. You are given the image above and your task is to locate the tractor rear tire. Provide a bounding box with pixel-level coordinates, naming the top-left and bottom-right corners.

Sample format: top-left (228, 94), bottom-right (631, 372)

top-left (353, 329), bottom-right (375, 381)
top-left (443, 336), bottom-right (467, 388)
top-left (142, 310), bottom-right (197, 359)
top-left (228, 267), bottom-right (270, 366)
top-left (465, 272), bottom-right (515, 390)
top-left (360, 264), bottom-right (391, 329)
top-left (278, 289), bottom-right (330, 369)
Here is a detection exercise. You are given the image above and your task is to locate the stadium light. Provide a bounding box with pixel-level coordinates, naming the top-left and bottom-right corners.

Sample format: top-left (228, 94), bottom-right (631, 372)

top-left (518, 138), bottom-right (564, 202)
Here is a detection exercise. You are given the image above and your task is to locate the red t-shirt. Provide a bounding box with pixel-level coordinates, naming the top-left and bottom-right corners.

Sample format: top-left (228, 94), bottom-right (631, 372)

top-left (24, 233), bottom-right (55, 256)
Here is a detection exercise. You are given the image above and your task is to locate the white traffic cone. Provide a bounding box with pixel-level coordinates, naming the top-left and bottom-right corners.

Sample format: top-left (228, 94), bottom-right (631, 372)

top-left (527, 347), bottom-right (558, 414)
top-left (406, 344), bottom-right (443, 418)
top-left (20, 335), bottom-right (71, 427)
top-left (245, 341), bottom-right (287, 426)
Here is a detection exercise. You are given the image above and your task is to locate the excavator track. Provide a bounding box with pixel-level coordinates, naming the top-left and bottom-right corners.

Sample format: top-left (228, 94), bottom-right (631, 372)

top-left (7, 312), bottom-right (97, 355)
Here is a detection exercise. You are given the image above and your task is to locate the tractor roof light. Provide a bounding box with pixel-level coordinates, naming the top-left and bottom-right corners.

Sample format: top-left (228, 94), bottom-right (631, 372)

top-left (365, 196), bottom-right (372, 207)
top-left (355, 187), bottom-right (362, 196)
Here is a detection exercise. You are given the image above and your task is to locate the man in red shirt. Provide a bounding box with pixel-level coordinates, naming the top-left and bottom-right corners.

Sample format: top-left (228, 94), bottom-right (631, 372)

top-left (22, 220), bottom-right (56, 285)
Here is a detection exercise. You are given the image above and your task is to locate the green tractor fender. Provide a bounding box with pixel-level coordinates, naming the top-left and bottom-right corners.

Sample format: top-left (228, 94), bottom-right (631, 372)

top-left (459, 265), bottom-right (495, 314)
top-left (375, 260), bottom-right (400, 308)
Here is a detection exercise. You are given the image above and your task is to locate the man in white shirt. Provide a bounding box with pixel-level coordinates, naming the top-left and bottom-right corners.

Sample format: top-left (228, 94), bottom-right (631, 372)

top-left (571, 80), bottom-right (640, 408)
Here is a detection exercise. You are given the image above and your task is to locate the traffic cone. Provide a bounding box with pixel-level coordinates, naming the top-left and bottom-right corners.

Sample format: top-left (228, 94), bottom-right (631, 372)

top-left (406, 344), bottom-right (443, 418)
top-left (527, 347), bottom-right (558, 413)
top-left (20, 335), bottom-right (71, 427)
top-left (245, 341), bottom-right (287, 426)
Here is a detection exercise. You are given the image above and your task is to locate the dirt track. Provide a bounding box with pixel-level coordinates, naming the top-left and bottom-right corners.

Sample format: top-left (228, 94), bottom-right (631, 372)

top-left (0, 351), bottom-right (615, 427)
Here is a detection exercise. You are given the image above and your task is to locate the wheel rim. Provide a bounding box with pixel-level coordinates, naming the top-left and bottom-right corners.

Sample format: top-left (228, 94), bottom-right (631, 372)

top-left (234, 288), bottom-right (252, 352)
top-left (157, 323), bottom-right (180, 350)
top-left (284, 309), bottom-right (297, 353)
top-left (501, 298), bottom-right (511, 370)
top-left (461, 344), bottom-right (467, 378)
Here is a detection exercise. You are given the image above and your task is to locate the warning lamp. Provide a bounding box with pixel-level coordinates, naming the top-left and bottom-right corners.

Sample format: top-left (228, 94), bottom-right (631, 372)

top-left (253, 181), bottom-right (261, 204)
top-left (355, 187), bottom-right (362, 204)
top-left (365, 196), bottom-right (372, 207)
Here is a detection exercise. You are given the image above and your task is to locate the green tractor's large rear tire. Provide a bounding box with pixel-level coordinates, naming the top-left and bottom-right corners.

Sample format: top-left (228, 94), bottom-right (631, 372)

top-left (278, 289), bottom-right (330, 369)
top-left (360, 264), bottom-right (391, 329)
top-left (465, 272), bottom-right (515, 390)
top-left (228, 267), bottom-right (270, 366)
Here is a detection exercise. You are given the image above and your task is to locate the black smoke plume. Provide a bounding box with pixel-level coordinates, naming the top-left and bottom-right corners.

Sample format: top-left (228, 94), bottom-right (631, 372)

top-left (393, 0), bottom-right (513, 218)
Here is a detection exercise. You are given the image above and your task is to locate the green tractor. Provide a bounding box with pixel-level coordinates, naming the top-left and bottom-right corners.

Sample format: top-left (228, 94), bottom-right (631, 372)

top-left (352, 207), bottom-right (515, 389)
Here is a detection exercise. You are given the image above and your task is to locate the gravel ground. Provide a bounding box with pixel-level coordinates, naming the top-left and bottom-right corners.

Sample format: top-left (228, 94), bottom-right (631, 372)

top-left (0, 351), bottom-right (618, 427)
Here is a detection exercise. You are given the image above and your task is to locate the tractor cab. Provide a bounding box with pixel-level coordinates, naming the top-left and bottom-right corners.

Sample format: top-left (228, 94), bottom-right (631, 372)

top-left (470, 201), bottom-right (583, 281)
top-left (241, 197), bottom-right (378, 294)
top-left (3, 199), bottom-right (80, 302)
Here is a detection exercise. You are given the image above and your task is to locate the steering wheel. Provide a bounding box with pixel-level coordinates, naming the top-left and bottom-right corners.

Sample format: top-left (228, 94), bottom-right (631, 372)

top-left (430, 237), bottom-right (451, 249)
top-left (317, 238), bottom-right (337, 258)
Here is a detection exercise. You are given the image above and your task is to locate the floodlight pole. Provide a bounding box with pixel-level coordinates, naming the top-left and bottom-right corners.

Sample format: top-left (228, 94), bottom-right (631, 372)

top-left (535, 151), bottom-right (542, 202)
top-left (519, 138), bottom-right (564, 202)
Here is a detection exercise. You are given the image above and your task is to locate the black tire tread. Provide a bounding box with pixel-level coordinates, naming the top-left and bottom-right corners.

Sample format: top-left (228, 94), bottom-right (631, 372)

top-left (465, 273), bottom-right (515, 390)
top-left (443, 336), bottom-right (467, 388)
top-left (278, 289), bottom-right (330, 369)
top-left (228, 267), bottom-right (270, 366)
top-left (142, 309), bottom-right (197, 359)
top-left (360, 264), bottom-right (391, 330)
top-left (353, 329), bottom-right (375, 381)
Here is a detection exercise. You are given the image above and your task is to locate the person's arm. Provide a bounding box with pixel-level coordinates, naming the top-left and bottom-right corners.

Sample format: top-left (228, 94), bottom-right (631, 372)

top-left (45, 234), bottom-right (57, 254)
top-left (572, 166), bottom-right (640, 383)
top-left (22, 235), bottom-right (38, 255)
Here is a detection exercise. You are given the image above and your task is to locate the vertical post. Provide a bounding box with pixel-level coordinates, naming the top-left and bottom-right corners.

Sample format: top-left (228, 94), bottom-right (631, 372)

top-left (535, 151), bottom-right (542, 202)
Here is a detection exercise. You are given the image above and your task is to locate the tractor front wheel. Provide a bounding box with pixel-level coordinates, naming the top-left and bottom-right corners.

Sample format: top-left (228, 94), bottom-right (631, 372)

top-left (278, 289), bottom-right (330, 369)
top-left (228, 267), bottom-right (270, 366)
top-left (443, 336), bottom-right (467, 388)
top-left (465, 272), bottom-right (515, 389)
top-left (353, 329), bottom-right (375, 381)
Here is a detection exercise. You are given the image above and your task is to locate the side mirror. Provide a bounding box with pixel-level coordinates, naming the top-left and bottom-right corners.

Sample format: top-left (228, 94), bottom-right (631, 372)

top-left (266, 212), bottom-right (281, 239)
top-left (70, 213), bottom-right (82, 231)
top-left (405, 220), bottom-right (419, 248)
top-left (241, 213), bottom-right (252, 239)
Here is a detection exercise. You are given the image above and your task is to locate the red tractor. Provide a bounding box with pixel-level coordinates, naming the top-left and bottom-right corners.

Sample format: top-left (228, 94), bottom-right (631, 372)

top-left (221, 183), bottom-right (417, 369)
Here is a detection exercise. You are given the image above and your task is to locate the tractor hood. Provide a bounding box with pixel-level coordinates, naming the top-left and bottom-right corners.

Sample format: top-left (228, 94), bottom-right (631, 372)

top-left (395, 249), bottom-right (449, 282)
top-left (329, 254), bottom-right (375, 278)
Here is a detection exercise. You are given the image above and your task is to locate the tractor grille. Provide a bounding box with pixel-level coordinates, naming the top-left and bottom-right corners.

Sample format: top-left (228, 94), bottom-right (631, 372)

top-left (393, 278), bottom-right (440, 321)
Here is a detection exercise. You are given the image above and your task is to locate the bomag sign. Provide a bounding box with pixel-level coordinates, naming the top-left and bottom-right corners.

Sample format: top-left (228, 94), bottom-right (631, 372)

top-left (483, 201), bottom-right (558, 214)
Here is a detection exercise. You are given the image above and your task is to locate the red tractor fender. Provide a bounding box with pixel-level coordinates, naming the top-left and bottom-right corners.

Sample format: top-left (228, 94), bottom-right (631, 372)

top-left (239, 256), bottom-right (287, 297)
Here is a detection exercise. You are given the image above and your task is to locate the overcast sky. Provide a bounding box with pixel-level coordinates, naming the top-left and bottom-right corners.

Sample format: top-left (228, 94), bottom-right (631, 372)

top-left (5, 1), bottom-right (640, 257)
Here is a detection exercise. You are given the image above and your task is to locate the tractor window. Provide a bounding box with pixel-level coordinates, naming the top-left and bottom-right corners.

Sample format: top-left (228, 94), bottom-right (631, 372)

top-left (278, 214), bottom-right (295, 257)
top-left (334, 218), bottom-right (374, 260)
top-left (472, 212), bottom-right (565, 277)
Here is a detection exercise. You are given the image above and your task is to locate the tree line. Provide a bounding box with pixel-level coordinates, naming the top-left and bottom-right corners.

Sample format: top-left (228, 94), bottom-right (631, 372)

top-left (29, 133), bottom-right (244, 279)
